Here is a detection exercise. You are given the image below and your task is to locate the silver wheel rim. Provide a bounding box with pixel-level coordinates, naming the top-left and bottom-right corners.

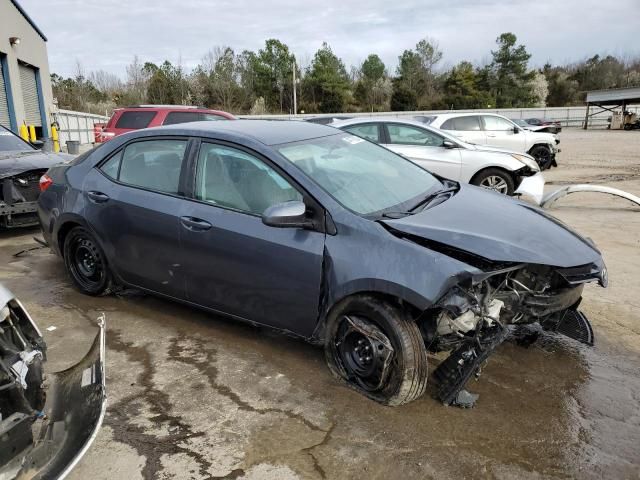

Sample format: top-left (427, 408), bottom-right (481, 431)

top-left (480, 175), bottom-right (509, 194)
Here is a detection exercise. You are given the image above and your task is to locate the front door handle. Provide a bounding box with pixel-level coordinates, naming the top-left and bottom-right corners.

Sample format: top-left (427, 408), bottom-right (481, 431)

top-left (86, 191), bottom-right (110, 203)
top-left (180, 216), bottom-right (212, 232)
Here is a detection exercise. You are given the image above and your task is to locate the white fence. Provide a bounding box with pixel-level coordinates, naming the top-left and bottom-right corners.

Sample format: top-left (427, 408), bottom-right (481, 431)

top-left (241, 105), bottom-right (640, 128)
top-left (52, 109), bottom-right (109, 145)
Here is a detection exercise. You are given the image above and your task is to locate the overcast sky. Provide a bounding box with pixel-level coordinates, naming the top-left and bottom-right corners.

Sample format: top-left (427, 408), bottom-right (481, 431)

top-left (19, 0), bottom-right (640, 78)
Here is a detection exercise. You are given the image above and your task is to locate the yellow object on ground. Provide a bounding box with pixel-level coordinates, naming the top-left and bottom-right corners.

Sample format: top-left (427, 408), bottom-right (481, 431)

top-left (28, 125), bottom-right (36, 142)
top-left (51, 125), bottom-right (60, 153)
top-left (19, 123), bottom-right (29, 141)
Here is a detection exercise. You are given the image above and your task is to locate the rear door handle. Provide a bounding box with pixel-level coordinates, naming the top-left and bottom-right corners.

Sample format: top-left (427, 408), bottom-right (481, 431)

top-left (180, 216), bottom-right (212, 232)
top-left (86, 191), bottom-right (110, 203)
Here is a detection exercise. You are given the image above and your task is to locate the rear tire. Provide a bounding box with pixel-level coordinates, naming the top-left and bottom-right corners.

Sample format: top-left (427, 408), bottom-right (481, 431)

top-left (63, 226), bottom-right (112, 296)
top-left (324, 295), bottom-right (428, 406)
top-left (471, 168), bottom-right (515, 196)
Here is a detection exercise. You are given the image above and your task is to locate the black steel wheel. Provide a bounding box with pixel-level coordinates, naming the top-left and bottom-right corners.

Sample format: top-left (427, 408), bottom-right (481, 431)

top-left (324, 295), bottom-right (428, 406)
top-left (529, 144), bottom-right (553, 170)
top-left (63, 226), bottom-right (112, 295)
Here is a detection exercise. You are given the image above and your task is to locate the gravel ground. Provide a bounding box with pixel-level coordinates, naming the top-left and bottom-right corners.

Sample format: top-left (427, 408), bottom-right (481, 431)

top-left (1, 128), bottom-right (639, 479)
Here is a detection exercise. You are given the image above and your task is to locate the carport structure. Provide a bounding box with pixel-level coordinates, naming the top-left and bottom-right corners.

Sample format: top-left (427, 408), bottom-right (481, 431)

top-left (584, 87), bottom-right (640, 129)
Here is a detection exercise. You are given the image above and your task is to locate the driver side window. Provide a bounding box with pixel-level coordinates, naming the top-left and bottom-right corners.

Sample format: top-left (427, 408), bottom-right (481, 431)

top-left (483, 115), bottom-right (516, 131)
top-left (387, 124), bottom-right (444, 147)
top-left (195, 143), bottom-right (302, 215)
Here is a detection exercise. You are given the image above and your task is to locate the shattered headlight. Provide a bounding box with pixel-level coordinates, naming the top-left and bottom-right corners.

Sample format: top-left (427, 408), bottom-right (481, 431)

top-left (511, 153), bottom-right (540, 173)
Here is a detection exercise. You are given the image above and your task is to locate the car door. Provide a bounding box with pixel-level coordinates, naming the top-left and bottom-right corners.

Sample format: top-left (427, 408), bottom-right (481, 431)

top-left (179, 140), bottom-right (325, 336)
top-left (439, 115), bottom-right (486, 145)
top-left (382, 123), bottom-right (462, 181)
top-left (482, 115), bottom-right (526, 151)
top-left (82, 138), bottom-right (190, 298)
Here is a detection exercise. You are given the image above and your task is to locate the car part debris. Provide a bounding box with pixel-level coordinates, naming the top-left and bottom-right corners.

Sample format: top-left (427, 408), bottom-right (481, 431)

top-left (0, 284), bottom-right (106, 479)
top-left (541, 184), bottom-right (640, 209)
top-left (514, 172), bottom-right (545, 205)
top-left (542, 308), bottom-right (595, 346)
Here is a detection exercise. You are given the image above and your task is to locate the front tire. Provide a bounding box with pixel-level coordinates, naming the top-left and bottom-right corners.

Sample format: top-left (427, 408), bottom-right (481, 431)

top-left (63, 226), bottom-right (112, 296)
top-left (471, 168), bottom-right (515, 196)
top-left (324, 295), bottom-right (428, 406)
top-left (529, 144), bottom-right (553, 169)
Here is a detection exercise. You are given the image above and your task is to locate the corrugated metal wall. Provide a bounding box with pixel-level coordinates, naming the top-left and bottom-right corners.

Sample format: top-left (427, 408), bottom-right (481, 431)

top-left (18, 63), bottom-right (41, 126)
top-left (0, 60), bottom-right (10, 127)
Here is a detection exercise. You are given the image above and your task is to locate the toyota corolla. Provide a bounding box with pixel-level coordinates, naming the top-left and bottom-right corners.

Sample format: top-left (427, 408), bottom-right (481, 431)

top-left (37, 121), bottom-right (606, 407)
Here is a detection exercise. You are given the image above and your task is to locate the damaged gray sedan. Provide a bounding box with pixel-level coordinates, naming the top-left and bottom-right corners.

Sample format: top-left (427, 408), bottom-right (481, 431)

top-left (37, 120), bottom-right (606, 407)
top-left (0, 285), bottom-right (105, 478)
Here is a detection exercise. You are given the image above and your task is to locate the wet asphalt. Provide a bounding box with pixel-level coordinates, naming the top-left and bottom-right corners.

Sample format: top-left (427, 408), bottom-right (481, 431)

top-left (1, 129), bottom-right (639, 479)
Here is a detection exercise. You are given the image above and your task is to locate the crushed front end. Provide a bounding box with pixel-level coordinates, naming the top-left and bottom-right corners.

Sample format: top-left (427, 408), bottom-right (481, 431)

top-left (0, 169), bottom-right (47, 228)
top-left (420, 261), bottom-right (606, 407)
top-left (0, 285), bottom-right (106, 479)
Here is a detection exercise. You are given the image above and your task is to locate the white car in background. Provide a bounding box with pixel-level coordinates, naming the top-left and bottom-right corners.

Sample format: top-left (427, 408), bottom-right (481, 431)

top-left (331, 117), bottom-right (540, 196)
top-left (427, 112), bottom-right (560, 170)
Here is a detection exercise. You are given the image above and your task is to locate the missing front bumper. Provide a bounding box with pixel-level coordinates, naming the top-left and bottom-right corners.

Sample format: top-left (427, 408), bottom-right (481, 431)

top-left (1, 317), bottom-right (106, 480)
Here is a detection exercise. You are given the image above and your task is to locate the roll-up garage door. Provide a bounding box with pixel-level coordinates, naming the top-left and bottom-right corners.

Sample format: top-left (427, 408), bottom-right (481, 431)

top-left (0, 62), bottom-right (10, 128)
top-left (19, 63), bottom-right (42, 126)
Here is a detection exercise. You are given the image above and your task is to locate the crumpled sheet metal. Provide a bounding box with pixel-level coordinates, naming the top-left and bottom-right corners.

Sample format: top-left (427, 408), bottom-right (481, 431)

top-left (540, 184), bottom-right (640, 209)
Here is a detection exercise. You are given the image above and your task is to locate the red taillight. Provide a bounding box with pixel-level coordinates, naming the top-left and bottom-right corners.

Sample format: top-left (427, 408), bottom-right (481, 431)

top-left (39, 174), bottom-right (53, 192)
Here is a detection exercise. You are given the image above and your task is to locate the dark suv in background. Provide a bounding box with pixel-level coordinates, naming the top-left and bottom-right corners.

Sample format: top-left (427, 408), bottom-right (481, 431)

top-left (96, 105), bottom-right (235, 142)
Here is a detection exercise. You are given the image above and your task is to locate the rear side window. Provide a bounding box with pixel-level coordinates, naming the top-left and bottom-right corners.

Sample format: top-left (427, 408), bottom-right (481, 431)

top-left (163, 111), bottom-right (226, 125)
top-left (441, 116), bottom-right (482, 131)
top-left (114, 111), bottom-right (157, 129)
top-left (343, 124), bottom-right (380, 143)
top-left (100, 139), bottom-right (187, 194)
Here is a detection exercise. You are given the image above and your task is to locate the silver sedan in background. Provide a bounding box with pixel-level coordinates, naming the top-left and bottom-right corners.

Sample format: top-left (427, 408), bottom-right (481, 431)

top-left (330, 117), bottom-right (540, 195)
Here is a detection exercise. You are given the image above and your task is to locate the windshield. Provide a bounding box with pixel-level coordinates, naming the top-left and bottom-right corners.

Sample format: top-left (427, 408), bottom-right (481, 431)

top-left (276, 133), bottom-right (441, 216)
top-left (0, 126), bottom-right (34, 152)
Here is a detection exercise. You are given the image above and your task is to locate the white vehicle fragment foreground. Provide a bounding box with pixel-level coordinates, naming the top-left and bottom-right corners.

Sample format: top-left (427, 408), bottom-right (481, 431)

top-left (0, 285), bottom-right (106, 480)
top-left (540, 184), bottom-right (640, 209)
top-left (515, 174), bottom-right (640, 210)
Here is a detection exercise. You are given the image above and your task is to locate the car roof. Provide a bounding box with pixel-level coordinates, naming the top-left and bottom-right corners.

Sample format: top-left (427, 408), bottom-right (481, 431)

top-left (150, 119), bottom-right (340, 145)
top-left (331, 117), bottom-right (429, 128)
top-left (431, 112), bottom-right (505, 119)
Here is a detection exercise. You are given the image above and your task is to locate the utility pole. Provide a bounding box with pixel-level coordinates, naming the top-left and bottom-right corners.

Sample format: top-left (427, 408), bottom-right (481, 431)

top-left (292, 60), bottom-right (297, 116)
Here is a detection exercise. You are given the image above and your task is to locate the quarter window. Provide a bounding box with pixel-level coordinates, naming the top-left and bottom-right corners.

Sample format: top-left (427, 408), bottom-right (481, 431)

top-left (441, 116), bottom-right (482, 131)
top-left (386, 124), bottom-right (443, 146)
top-left (343, 124), bottom-right (380, 143)
top-left (100, 139), bottom-right (187, 194)
top-left (483, 115), bottom-right (516, 131)
top-left (114, 111), bottom-right (157, 129)
top-left (195, 143), bottom-right (302, 215)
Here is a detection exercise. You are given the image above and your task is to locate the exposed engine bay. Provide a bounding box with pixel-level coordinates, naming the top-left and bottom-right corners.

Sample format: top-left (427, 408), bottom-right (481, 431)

top-left (420, 263), bottom-right (605, 407)
top-left (0, 285), bottom-right (105, 479)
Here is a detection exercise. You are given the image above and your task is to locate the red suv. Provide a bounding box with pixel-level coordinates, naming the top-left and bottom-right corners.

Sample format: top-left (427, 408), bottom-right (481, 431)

top-left (96, 105), bottom-right (235, 142)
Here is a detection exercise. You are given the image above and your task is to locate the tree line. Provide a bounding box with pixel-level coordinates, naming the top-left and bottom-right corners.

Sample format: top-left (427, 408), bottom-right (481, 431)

top-left (51, 33), bottom-right (640, 116)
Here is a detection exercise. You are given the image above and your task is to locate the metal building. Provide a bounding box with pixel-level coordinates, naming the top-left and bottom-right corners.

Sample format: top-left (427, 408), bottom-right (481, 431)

top-left (0, 0), bottom-right (53, 138)
top-left (584, 87), bottom-right (640, 129)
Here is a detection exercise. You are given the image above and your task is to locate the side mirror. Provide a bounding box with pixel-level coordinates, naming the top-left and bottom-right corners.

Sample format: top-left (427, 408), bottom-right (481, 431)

top-left (513, 126), bottom-right (520, 134)
top-left (262, 200), bottom-right (313, 229)
top-left (442, 140), bottom-right (458, 149)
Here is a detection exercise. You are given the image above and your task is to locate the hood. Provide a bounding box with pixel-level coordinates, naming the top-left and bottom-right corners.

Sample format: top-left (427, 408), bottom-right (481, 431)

top-left (467, 143), bottom-right (526, 156)
top-left (381, 185), bottom-right (603, 269)
top-left (524, 130), bottom-right (557, 144)
top-left (0, 151), bottom-right (71, 178)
